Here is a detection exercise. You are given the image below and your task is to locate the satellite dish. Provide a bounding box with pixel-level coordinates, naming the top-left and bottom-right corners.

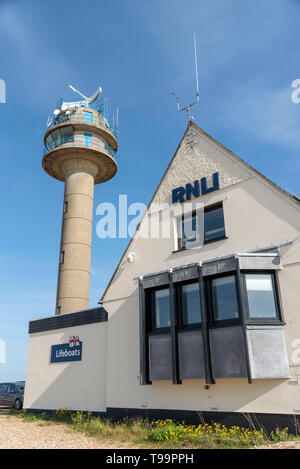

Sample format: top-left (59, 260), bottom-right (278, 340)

top-left (53, 109), bottom-right (61, 116)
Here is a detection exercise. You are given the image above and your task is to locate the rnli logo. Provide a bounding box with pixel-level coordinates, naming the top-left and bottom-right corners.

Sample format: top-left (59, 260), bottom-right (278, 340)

top-left (172, 172), bottom-right (219, 204)
top-left (51, 336), bottom-right (82, 363)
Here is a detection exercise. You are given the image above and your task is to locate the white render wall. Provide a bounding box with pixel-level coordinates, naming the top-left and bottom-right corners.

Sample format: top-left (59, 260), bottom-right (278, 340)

top-left (24, 322), bottom-right (107, 412)
top-left (102, 124), bottom-right (300, 414)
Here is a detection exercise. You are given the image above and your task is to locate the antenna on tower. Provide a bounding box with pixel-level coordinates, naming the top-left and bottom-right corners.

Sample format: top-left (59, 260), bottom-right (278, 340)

top-left (53, 85), bottom-right (103, 116)
top-left (172, 33), bottom-right (200, 122)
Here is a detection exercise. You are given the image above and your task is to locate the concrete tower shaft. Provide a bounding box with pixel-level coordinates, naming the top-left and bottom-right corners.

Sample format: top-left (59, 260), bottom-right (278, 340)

top-left (56, 159), bottom-right (98, 314)
top-left (42, 103), bottom-right (118, 315)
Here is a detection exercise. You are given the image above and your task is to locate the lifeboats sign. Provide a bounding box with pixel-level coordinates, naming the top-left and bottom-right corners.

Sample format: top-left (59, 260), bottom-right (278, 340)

top-left (172, 172), bottom-right (219, 204)
top-left (50, 336), bottom-right (82, 363)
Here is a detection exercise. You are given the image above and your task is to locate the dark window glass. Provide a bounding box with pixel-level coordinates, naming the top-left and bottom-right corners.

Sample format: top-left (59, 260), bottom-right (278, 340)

top-left (181, 283), bottom-right (201, 326)
top-left (8, 385), bottom-right (17, 393)
top-left (245, 274), bottom-right (278, 319)
top-left (211, 275), bottom-right (239, 321)
top-left (153, 288), bottom-right (170, 329)
top-left (60, 125), bottom-right (74, 143)
top-left (204, 206), bottom-right (225, 242)
top-left (180, 204), bottom-right (225, 249)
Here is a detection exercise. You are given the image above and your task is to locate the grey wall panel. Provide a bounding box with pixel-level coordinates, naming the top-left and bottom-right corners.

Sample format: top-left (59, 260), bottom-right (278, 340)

top-left (173, 265), bottom-right (198, 283)
top-left (239, 255), bottom-right (280, 270)
top-left (209, 326), bottom-right (248, 379)
top-left (149, 334), bottom-right (172, 381)
top-left (202, 257), bottom-right (236, 277)
top-left (247, 327), bottom-right (290, 379)
top-left (29, 307), bottom-right (108, 334)
top-left (143, 272), bottom-right (169, 289)
top-left (178, 331), bottom-right (205, 380)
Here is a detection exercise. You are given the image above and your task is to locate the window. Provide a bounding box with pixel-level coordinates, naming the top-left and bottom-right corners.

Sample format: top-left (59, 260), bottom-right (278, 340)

top-left (152, 288), bottom-right (170, 330)
top-left (60, 251), bottom-right (65, 264)
top-left (210, 275), bottom-right (240, 322)
top-left (60, 125), bottom-right (74, 143)
top-left (179, 203), bottom-right (225, 249)
top-left (8, 385), bottom-right (17, 393)
top-left (245, 273), bottom-right (279, 319)
top-left (84, 133), bottom-right (92, 147)
top-left (84, 111), bottom-right (93, 123)
top-left (180, 282), bottom-right (201, 326)
top-left (56, 306), bottom-right (61, 315)
top-left (46, 127), bottom-right (74, 150)
top-left (204, 204), bottom-right (225, 243)
top-left (64, 201), bottom-right (68, 213)
top-left (181, 213), bottom-right (198, 247)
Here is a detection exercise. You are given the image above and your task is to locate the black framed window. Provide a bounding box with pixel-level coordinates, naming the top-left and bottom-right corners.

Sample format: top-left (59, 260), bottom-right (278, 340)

top-left (180, 282), bottom-right (202, 327)
top-left (181, 213), bottom-right (197, 247)
top-left (210, 274), bottom-right (240, 323)
top-left (152, 288), bottom-right (170, 330)
top-left (179, 203), bottom-right (226, 249)
top-left (244, 272), bottom-right (280, 320)
top-left (204, 204), bottom-right (225, 243)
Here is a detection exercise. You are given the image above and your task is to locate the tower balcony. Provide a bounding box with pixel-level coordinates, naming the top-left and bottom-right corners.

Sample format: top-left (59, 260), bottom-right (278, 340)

top-left (42, 133), bottom-right (117, 184)
top-left (43, 134), bottom-right (115, 158)
top-left (45, 107), bottom-right (118, 152)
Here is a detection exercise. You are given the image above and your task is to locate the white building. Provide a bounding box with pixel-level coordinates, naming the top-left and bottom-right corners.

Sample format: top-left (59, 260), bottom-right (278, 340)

top-left (24, 122), bottom-right (300, 431)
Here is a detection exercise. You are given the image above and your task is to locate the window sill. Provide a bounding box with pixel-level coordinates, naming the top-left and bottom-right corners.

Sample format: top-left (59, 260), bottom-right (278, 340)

top-left (172, 236), bottom-right (228, 253)
top-left (245, 319), bottom-right (286, 327)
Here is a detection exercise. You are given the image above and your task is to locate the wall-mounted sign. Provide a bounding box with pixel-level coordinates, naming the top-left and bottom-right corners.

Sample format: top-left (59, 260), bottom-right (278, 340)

top-left (50, 336), bottom-right (82, 363)
top-left (172, 172), bottom-right (219, 204)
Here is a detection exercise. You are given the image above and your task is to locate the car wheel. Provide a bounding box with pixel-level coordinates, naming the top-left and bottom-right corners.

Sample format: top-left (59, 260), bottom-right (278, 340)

top-left (14, 399), bottom-right (22, 410)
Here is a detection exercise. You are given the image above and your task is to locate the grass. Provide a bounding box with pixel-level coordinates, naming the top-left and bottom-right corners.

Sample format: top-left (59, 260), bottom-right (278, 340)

top-left (8, 408), bottom-right (299, 449)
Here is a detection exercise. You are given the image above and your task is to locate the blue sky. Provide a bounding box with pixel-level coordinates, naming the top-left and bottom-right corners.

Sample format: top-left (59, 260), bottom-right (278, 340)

top-left (0, 0), bottom-right (300, 381)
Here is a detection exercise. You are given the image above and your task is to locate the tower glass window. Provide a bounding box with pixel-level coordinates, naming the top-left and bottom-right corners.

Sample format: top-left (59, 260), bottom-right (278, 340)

top-left (245, 273), bottom-right (278, 319)
top-left (153, 288), bottom-right (170, 330)
top-left (84, 133), bottom-right (92, 147)
top-left (181, 282), bottom-right (201, 326)
top-left (211, 275), bottom-right (239, 322)
top-left (60, 126), bottom-right (74, 143)
top-left (84, 111), bottom-right (93, 123)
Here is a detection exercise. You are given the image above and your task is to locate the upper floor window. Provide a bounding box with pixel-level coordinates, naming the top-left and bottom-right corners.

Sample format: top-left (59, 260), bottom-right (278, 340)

top-left (244, 273), bottom-right (280, 320)
top-left (204, 204), bottom-right (225, 243)
top-left (180, 203), bottom-right (226, 249)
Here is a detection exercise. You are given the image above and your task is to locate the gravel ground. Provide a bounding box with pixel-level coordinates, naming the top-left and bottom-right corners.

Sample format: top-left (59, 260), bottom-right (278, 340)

top-left (254, 441), bottom-right (300, 449)
top-left (0, 412), bottom-right (133, 449)
top-left (1, 410), bottom-right (299, 449)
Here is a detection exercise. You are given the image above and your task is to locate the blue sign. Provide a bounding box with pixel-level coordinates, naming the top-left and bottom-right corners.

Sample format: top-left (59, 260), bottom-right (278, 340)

top-left (172, 172), bottom-right (219, 204)
top-left (50, 341), bottom-right (82, 363)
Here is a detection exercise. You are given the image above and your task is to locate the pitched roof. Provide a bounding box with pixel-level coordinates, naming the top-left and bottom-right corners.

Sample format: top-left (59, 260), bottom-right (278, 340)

top-left (100, 120), bottom-right (300, 301)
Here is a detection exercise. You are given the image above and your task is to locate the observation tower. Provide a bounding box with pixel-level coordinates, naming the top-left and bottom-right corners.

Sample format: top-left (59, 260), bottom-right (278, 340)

top-left (42, 85), bottom-right (118, 315)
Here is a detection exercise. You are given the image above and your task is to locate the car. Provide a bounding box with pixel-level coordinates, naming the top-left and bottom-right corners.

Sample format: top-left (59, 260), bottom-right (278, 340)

top-left (0, 382), bottom-right (24, 410)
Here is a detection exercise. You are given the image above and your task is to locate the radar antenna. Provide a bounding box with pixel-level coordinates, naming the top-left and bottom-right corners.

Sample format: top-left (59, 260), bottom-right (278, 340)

top-left (172, 33), bottom-right (199, 121)
top-left (53, 85), bottom-right (102, 116)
